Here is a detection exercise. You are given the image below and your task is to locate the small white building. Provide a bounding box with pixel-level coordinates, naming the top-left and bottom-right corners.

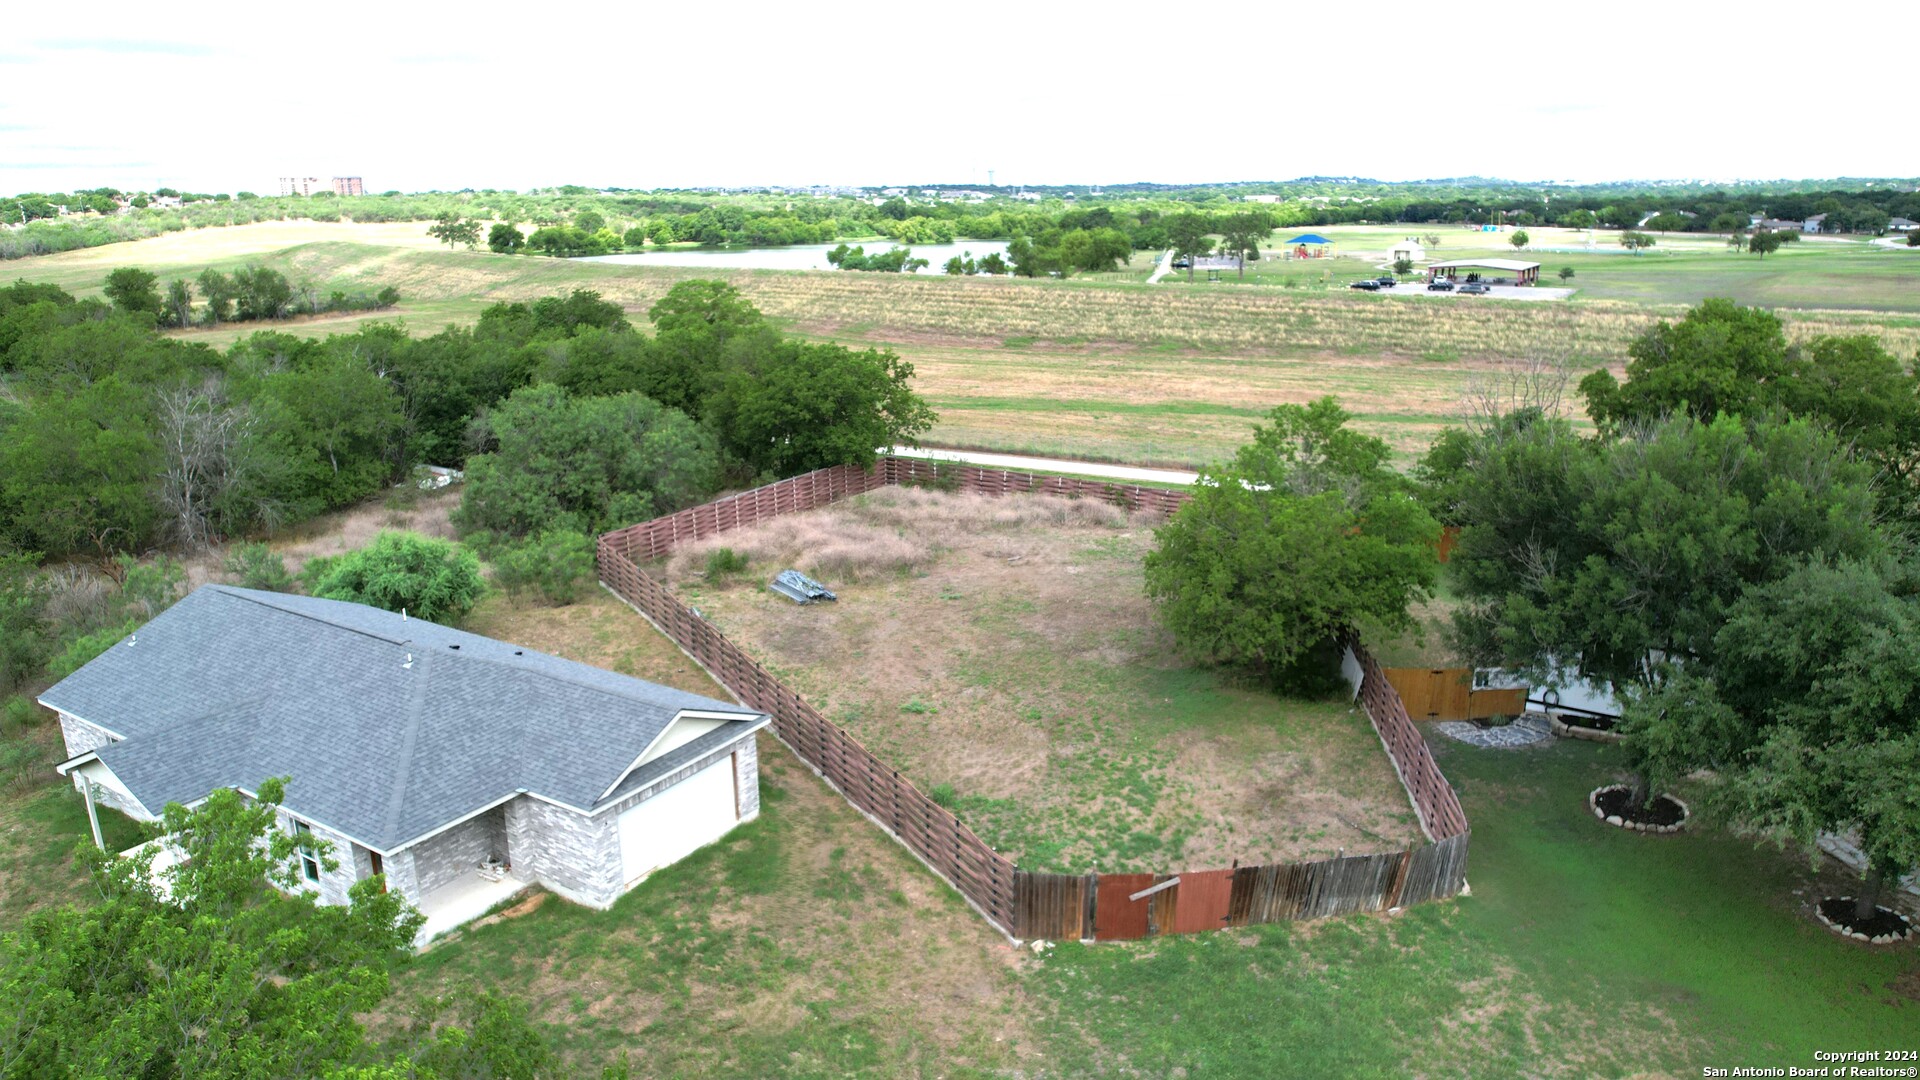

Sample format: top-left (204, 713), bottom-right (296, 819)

top-left (1888, 217), bottom-right (1918, 233)
top-left (1389, 238), bottom-right (1426, 263)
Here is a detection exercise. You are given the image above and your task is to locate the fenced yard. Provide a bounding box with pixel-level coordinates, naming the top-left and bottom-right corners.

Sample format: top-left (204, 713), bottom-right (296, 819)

top-left (597, 459), bottom-right (1471, 941)
top-left (656, 486), bottom-right (1422, 875)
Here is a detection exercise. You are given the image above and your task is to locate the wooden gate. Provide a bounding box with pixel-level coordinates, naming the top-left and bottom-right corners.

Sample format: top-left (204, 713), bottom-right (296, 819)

top-left (1092, 873), bottom-right (1157, 940)
top-left (1165, 869), bottom-right (1235, 935)
top-left (1384, 667), bottom-right (1529, 722)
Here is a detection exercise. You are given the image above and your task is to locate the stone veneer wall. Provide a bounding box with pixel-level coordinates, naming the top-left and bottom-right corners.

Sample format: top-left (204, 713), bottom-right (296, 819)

top-left (407, 805), bottom-right (508, 899)
top-left (278, 810), bottom-right (361, 908)
top-left (501, 733), bottom-right (762, 908)
top-left (55, 712), bottom-right (145, 818)
top-left (506, 794), bottom-right (621, 907)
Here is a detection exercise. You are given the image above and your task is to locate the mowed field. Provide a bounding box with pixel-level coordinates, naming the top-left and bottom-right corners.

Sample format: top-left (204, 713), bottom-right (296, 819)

top-left (11, 220), bottom-right (1920, 466)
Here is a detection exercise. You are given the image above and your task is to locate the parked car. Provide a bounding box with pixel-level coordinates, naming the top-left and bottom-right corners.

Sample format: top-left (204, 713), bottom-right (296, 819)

top-left (1459, 282), bottom-right (1492, 295)
top-left (1374, 276), bottom-right (1398, 288)
top-left (1427, 279), bottom-right (1455, 291)
top-left (1348, 280), bottom-right (1381, 291)
top-left (1171, 257), bottom-right (1192, 269)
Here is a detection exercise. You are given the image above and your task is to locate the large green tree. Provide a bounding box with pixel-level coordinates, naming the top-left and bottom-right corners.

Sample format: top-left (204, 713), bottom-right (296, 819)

top-left (454, 384), bottom-right (719, 539)
top-left (1144, 398), bottom-right (1440, 686)
top-left (0, 780), bottom-right (421, 1077)
top-left (1446, 412), bottom-right (1882, 689)
top-left (1579, 298), bottom-right (1795, 432)
top-left (102, 266), bottom-right (163, 319)
top-left (0, 779), bottom-right (574, 1076)
top-left (1668, 560), bottom-right (1920, 921)
top-left (708, 340), bottom-right (936, 477)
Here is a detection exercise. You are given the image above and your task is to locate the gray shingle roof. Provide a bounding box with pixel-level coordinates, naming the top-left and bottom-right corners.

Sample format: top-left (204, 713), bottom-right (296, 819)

top-left (41, 585), bottom-right (762, 851)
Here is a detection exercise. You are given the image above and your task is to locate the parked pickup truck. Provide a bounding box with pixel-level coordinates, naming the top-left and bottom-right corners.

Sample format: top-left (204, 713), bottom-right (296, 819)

top-left (1373, 276), bottom-right (1398, 288)
top-left (1348, 279), bottom-right (1382, 291)
top-left (1459, 282), bottom-right (1492, 295)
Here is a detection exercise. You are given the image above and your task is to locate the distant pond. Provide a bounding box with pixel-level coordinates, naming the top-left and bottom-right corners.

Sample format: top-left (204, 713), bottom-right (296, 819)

top-left (579, 238), bottom-right (1012, 273)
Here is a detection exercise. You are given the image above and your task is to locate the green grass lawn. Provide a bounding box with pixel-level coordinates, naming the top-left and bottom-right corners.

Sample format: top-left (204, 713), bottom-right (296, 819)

top-left (0, 776), bottom-right (145, 930)
top-left (3, 596), bottom-right (1912, 1076)
top-left (1032, 735), bottom-right (1920, 1077)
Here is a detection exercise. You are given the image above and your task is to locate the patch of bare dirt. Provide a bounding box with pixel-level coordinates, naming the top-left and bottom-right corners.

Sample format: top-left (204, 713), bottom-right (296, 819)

top-left (263, 488), bottom-right (461, 578)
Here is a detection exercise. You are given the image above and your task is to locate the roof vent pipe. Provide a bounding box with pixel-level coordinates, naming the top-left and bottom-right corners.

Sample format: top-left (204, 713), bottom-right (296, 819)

top-left (127, 633), bottom-right (137, 648)
top-left (403, 653), bottom-right (414, 670)
top-left (402, 608), bottom-right (407, 622)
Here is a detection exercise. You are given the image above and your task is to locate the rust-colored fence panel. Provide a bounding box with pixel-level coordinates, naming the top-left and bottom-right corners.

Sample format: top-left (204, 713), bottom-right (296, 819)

top-left (598, 456), bottom-right (1469, 944)
top-left (1166, 869), bottom-right (1235, 935)
top-left (1093, 874), bottom-right (1158, 940)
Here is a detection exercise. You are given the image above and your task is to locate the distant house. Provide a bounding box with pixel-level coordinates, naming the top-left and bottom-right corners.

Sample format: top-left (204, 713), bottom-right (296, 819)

top-left (1756, 218), bottom-right (1802, 232)
top-left (1389, 237), bottom-right (1426, 263)
top-left (1802, 213), bottom-right (1828, 233)
top-left (1887, 217), bottom-right (1918, 233)
top-left (46, 586), bottom-right (769, 944)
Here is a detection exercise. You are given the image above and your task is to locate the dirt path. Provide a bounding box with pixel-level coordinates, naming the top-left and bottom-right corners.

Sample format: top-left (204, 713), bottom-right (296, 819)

top-left (889, 445), bottom-right (1199, 485)
top-left (1145, 246), bottom-right (1178, 284)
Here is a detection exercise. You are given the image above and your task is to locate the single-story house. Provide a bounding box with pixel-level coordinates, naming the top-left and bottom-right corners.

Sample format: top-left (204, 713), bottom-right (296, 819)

top-left (1888, 217), bottom-right (1918, 233)
top-left (1754, 218), bottom-right (1802, 232)
top-left (1426, 258), bottom-right (1542, 285)
top-left (1802, 213), bottom-right (1827, 233)
top-left (45, 585), bottom-right (769, 943)
top-left (1389, 237), bottom-right (1425, 263)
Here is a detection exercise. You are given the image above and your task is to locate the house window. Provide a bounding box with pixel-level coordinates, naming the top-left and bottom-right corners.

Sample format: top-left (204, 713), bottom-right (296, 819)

top-left (294, 820), bottom-right (320, 883)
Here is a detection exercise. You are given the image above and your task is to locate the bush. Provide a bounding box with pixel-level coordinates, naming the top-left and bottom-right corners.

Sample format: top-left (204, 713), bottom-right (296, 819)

top-left (491, 530), bottom-right (595, 606)
top-left (930, 782), bottom-right (957, 808)
top-left (47, 619), bottom-right (141, 681)
top-left (704, 547), bottom-right (750, 578)
top-left (222, 542), bottom-right (294, 592)
top-left (307, 531), bottom-right (487, 623)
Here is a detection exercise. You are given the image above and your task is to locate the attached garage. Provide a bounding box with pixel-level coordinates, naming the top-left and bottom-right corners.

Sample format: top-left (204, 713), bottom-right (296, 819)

top-left (618, 754), bottom-right (740, 886)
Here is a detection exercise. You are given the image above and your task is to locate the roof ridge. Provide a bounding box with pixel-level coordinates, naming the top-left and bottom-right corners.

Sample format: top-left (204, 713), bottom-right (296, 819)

top-left (442, 643), bottom-right (751, 715)
top-left (206, 585), bottom-right (415, 647)
top-left (380, 649), bottom-right (433, 840)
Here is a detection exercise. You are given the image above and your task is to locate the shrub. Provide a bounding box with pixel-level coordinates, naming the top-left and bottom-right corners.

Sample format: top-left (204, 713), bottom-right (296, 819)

top-left (222, 542), bottom-right (294, 592)
top-left (705, 547), bottom-right (750, 578)
top-left (491, 530), bottom-right (595, 606)
top-left (47, 619), bottom-right (141, 680)
top-left (307, 531), bottom-right (486, 623)
top-left (3, 695), bottom-right (43, 733)
top-left (930, 782), bottom-right (957, 808)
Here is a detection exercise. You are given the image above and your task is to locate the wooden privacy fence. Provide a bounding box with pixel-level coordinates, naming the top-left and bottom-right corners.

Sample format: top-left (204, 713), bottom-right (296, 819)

top-left (598, 458), bottom-right (1470, 942)
top-left (1385, 666), bottom-right (1531, 723)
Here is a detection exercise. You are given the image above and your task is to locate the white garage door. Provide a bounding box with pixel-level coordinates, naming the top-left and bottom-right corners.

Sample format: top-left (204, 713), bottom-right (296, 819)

top-left (618, 755), bottom-right (737, 886)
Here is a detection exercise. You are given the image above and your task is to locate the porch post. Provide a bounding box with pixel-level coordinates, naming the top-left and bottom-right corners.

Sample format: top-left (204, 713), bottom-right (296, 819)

top-left (83, 779), bottom-right (104, 851)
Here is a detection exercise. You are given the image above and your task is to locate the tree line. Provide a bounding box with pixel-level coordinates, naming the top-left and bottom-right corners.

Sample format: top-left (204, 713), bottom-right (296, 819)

top-left (0, 276), bottom-right (931, 564)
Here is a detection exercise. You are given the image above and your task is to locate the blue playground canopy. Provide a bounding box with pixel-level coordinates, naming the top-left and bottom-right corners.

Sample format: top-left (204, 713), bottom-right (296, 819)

top-left (1284, 234), bottom-right (1334, 245)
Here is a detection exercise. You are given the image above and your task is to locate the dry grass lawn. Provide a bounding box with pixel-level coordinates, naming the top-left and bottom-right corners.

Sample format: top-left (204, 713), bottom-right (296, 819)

top-left (658, 487), bottom-right (1422, 874)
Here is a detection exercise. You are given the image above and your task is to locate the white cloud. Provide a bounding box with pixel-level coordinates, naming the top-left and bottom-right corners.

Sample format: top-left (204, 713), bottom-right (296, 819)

top-left (1, 0), bottom-right (1912, 194)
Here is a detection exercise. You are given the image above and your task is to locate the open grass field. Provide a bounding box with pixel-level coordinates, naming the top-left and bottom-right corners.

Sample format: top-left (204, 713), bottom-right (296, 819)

top-left (6, 585), bottom-right (1911, 1077)
top-left (653, 487), bottom-right (1422, 873)
top-left (10, 221), bottom-right (1920, 468)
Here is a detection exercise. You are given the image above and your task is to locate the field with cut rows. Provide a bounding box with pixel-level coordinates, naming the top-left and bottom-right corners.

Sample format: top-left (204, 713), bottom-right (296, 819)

top-left (12, 221), bottom-right (1920, 466)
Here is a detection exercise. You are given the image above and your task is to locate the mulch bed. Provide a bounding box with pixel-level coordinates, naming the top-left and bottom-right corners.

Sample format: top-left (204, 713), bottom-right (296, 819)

top-left (1590, 784), bottom-right (1689, 833)
top-left (1815, 897), bottom-right (1914, 944)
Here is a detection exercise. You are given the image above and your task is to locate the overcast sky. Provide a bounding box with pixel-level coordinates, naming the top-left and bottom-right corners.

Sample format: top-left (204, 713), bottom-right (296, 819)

top-left (2, 0), bottom-right (1910, 195)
